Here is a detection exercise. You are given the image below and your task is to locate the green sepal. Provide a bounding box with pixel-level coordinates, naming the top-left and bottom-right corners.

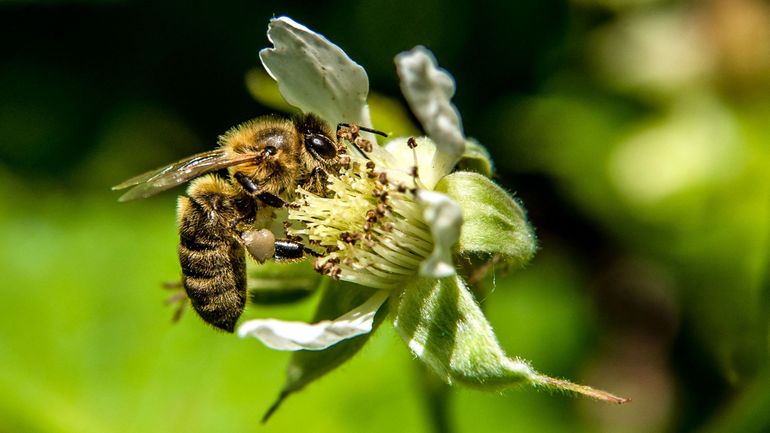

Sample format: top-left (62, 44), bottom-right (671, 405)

top-left (246, 260), bottom-right (320, 305)
top-left (456, 138), bottom-right (493, 177)
top-left (391, 275), bottom-right (535, 389)
top-left (262, 281), bottom-right (388, 422)
top-left (391, 276), bottom-right (629, 403)
top-left (435, 171), bottom-right (537, 269)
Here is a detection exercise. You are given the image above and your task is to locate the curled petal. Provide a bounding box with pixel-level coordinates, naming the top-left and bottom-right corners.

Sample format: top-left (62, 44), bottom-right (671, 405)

top-left (395, 46), bottom-right (465, 179)
top-left (416, 190), bottom-right (462, 278)
top-left (260, 17), bottom-right (373, 129)
top-left (237, 290), bottom-right (389, 351)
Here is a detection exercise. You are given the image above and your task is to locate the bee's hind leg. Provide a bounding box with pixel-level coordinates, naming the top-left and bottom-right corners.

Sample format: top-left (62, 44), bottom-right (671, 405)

top-left (274, 239), bottom-right (321, 262)
top-left (241, 229), bottom-right (319, 263)
top-left (161, 280), bottom-right (188, 323)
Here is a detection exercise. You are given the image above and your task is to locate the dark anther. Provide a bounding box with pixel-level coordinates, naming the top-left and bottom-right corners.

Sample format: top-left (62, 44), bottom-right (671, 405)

top-left (366, 209), bottom-right (378, 222)
top-left (356, 138), bottom-right (373, 152)
top-left (378, 172), bottom-right (388, 185)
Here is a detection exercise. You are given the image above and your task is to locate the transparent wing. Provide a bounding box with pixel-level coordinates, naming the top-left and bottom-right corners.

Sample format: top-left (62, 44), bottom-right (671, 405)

top-left (112, 149), bottom-right (252, 201)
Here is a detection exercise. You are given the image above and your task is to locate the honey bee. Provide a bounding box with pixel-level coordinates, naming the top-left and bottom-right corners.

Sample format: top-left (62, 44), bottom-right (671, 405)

top-left (114, 114), bottom-right (383, 332)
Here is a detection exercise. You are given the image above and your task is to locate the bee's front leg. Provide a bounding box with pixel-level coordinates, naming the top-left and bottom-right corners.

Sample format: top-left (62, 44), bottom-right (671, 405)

top-left (232, 172), bottom-right (291, 209)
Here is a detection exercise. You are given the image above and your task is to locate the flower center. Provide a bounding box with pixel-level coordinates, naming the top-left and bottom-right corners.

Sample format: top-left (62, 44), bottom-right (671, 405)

top-left (288, 159), bottom-right (433, 289)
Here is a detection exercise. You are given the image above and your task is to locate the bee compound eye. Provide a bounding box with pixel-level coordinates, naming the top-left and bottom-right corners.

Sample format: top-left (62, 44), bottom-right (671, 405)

top-left (264, 145), bottom-right (278, 156)
top-left (305, 134), bottom-right (337, 160)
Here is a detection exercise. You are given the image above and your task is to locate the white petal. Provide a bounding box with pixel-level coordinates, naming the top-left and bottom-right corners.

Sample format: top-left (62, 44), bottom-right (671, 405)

top-left (416, 190), bottom-right (462, 278)
top-left (395, 47), bottom-right (465, 179)
top-left (260, 17), bottom-right (373, 129)
top-left (384, 136), bottom-right (443, 189)
top-left (237, 290), bottom-right (389, 351)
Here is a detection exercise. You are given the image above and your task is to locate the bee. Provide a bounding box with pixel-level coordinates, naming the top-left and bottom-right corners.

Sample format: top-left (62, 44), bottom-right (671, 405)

top-left (114, 114), bottom-right (384, 332)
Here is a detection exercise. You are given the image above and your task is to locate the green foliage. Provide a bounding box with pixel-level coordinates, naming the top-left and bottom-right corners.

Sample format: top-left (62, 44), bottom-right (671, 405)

top-left (4, 0), bottom-right (770, 431)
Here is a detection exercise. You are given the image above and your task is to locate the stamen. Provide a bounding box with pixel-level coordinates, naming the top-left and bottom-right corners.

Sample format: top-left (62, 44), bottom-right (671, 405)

top-left (288, 153), bottom-right (435, 289)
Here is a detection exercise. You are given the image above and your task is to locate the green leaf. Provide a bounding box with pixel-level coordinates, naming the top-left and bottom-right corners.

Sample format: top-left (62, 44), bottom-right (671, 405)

top-left (246, 260), bottom-right (320, 305)
top-left (262, 281), bottom-right (388, 422)
top-left (435, 171), bottom-right (537, 268)
top-left (391, 276), bottom-right (628, 403)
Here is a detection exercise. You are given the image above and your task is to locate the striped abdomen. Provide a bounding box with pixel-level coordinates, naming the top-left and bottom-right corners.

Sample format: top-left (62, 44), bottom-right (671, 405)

top-left (177, 195), bottom-right (247, 332)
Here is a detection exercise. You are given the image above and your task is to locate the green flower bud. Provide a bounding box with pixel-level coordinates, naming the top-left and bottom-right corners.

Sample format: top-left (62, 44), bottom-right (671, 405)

top-left (456, 138), bottom-right (494, 177)
top-left (435, 171), bottom-right (537, 269)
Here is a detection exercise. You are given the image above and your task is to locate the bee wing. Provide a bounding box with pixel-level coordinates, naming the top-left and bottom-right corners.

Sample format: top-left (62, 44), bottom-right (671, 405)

top-left (113, 149), bottom-right (252, 201)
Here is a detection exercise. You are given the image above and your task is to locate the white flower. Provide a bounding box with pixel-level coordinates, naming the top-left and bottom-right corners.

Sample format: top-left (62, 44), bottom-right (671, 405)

top-left (237, 18), bottom-right (625, 420)
top-left (239, 17), bottom-right (467, 349)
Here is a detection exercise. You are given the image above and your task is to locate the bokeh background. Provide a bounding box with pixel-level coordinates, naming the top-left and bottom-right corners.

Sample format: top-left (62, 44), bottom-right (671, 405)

top-left (2, 0), bottom-right (769, 432)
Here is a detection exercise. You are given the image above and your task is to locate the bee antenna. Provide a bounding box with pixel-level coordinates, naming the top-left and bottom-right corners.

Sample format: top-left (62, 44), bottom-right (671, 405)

top-left (337, 123), bottom-right (388, 137)
top-left (358, 126), bottom-right (388, 137)
top-left (350, 142), bottom-right (371, 161)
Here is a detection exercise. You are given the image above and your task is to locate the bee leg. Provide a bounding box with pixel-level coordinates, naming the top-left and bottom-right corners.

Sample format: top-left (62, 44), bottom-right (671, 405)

top-left (162, 281), bottom-right (188, 323)
top-left (256, 192), bottom-right (288, 208)
top-left (241, 230), bottom-right (318, 263)
top-left (274, 239), bottom-right (321, 262)
top-left (232, 172), bottom-right (293, 209)
top-left (233, 172), bottom-right (259, 194)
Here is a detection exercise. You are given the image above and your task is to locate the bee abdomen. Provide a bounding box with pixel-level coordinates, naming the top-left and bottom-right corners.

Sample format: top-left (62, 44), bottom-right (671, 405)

top-left (177, 192), bottom-right (247, 332)
top-left (179, 240), bottom-right (247, 332)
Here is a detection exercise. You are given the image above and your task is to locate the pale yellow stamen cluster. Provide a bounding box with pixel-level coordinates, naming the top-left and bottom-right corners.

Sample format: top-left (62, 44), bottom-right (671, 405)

top-left (288, 160), bottom-right (433, 289)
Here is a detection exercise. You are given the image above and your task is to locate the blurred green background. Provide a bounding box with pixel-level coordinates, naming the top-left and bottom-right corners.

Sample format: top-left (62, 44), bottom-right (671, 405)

top-left (2, 0), bottom-right (769, 432)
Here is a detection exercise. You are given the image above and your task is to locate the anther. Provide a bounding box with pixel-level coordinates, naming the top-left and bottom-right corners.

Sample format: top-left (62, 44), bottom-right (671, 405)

top-left (366, 209), bottom-right (378, 222)
top-left (356, 138), bottom-right (373, 153)
top-left (378, 171), bottom-right (388, 185)
top-left (330, 267), bottom-right (342, 280)
top-left (376, 203), bottom-right (387, 216)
